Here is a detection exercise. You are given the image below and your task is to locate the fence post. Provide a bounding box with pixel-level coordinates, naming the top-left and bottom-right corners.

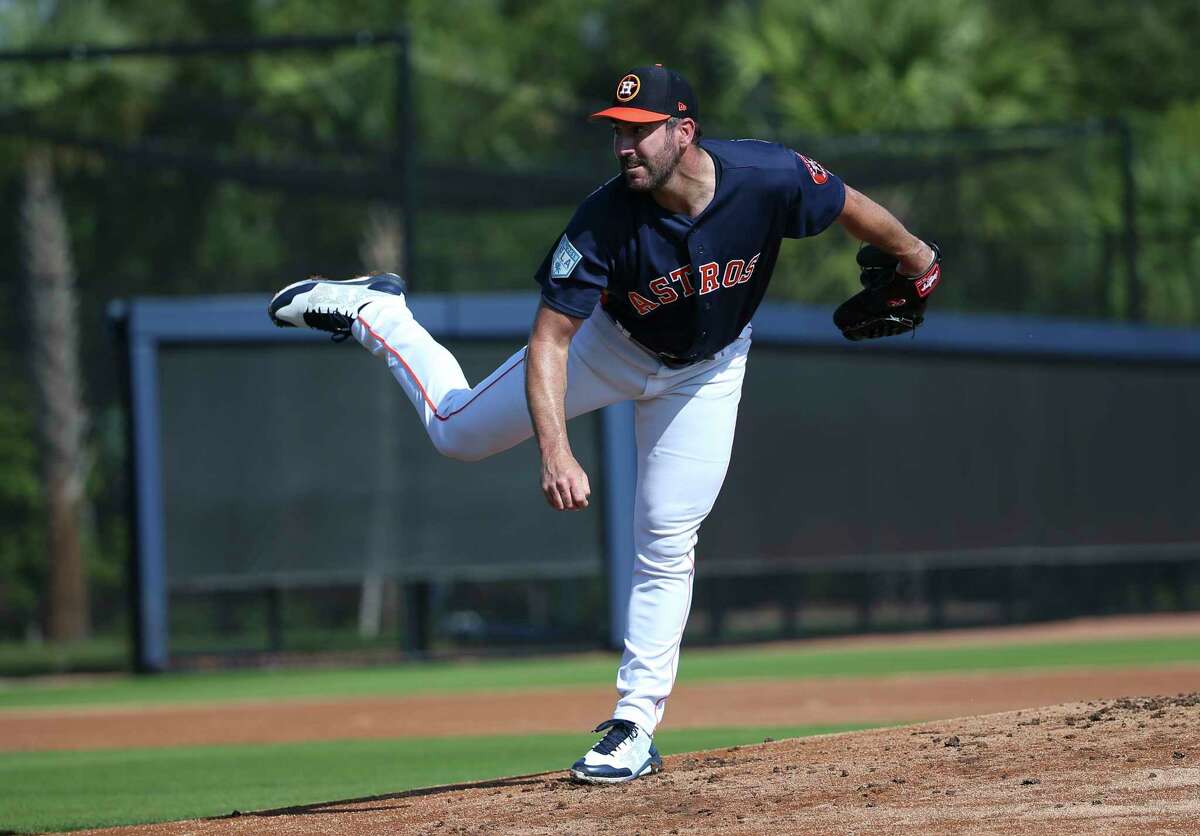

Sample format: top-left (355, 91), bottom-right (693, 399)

top-left (394, 28), bottom-right (416, 284)
top-left (404, 581), bottom-right (432, 656)
top-left (1112, 118), bottom-right (1141, 320)
top-left (116, 302), bottom-right (170, 673)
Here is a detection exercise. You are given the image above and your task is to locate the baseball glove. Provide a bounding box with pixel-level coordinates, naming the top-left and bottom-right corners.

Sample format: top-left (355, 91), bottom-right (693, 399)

top-left (833, 242), bottom-right (942, 340)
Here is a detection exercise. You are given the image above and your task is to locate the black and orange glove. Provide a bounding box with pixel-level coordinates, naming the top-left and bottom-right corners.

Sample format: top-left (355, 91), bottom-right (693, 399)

top-left (833, 242), bottom-right (942, 340)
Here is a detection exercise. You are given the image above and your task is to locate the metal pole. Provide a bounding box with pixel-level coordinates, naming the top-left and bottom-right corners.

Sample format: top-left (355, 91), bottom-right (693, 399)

top-left (393, 26), bottom-right (426, 654)
top-left (120, 302), bottom-right (170, 673)
top-left (1114, 118), bottom-right (1141, 320)
top-left (395, 29), bottom-right (417, 286)
top-left (404, 581), bottom-right (432, 656)
top-left (108, 302), bottom-right (146, 672)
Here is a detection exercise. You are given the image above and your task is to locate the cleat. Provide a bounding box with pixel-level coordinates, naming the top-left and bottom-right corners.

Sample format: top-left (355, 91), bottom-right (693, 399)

top-left (268, 272), bottom-right (407, 338)
top-left (570, 719), bottom-right (662, 784)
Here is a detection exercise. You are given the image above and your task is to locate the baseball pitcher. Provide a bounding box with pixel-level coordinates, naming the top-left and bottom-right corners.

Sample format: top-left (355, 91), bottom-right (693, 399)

top-left (268, 64), bottom-right (940, 783)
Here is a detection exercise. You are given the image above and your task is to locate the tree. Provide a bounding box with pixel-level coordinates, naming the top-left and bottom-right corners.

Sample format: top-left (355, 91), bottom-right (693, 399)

top-left (22, 148), bottom-right (90, 641)
top-left (0, 0), bottom-right (143, 643)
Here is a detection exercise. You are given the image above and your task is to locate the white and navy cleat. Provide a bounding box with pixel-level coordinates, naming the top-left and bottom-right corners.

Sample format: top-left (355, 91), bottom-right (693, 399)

top-left (570, 719), bottom-right (662, 784)
top-left (268, 272), bottom-right (407, 339)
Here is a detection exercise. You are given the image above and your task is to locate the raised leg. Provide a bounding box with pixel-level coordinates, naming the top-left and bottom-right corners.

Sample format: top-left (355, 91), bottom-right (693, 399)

top-left (353, 298), bottom-right (636, 461)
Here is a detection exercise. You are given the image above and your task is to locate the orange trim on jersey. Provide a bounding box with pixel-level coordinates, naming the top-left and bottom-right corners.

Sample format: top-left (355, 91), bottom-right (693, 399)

top-left (357, 315), bottom-right (525, 422)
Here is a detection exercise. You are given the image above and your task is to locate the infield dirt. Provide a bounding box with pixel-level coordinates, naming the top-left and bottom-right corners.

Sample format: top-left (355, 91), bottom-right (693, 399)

top-left (22, 615), bottom-right (1200, 834)
top-left (76, 693), bottom-right (1200, 835)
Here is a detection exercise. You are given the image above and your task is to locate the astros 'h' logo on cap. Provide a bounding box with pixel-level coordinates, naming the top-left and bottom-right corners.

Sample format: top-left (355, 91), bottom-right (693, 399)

top-left (616, 74), bottom-right (640, 102)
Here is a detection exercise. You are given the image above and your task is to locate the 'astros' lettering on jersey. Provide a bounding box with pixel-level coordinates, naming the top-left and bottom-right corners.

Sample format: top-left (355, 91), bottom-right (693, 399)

top-left (535, 139), bottom-right (846, 363)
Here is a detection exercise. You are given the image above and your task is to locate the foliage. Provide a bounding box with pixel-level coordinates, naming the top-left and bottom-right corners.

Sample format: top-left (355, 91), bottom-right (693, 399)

top-left (0, 0), bottom-right (1198, 654)
top-left (2, 0), bottom-right (1193, 308)
top-left (989, 0), bottom-right (1200, 118)
top-left (713, 0), bottom-right (1076, 134)
top-left (1135, 100), bottom-right (1200, 324)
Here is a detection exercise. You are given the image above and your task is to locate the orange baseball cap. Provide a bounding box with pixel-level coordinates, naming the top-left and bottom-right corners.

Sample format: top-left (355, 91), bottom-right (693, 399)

top-left (590, 64), bottom-right (698, 124)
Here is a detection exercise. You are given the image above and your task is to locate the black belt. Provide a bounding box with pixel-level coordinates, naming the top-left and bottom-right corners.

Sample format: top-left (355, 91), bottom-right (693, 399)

top-left (604, 309), bottom-right (709, 368)
top-left (628, 334), bottom-right (705, 368)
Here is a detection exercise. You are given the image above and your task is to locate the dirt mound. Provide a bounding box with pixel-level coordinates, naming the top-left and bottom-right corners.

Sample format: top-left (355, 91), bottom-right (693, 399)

top-left (84, 694), bottom-right (1200, 836)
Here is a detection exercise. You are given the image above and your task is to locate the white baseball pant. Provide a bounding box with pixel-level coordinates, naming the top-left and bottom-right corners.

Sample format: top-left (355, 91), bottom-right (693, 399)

top-left (353, 296), bottom-right (749, 734)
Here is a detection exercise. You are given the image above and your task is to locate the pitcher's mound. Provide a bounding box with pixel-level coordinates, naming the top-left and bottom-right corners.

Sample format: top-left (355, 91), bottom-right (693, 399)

top-left (94, 693), bottom-right (1200, 835)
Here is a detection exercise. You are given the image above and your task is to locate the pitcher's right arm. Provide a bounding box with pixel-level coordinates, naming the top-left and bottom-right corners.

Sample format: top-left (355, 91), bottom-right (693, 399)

top-left (526, 303), bottom-right (589, 510)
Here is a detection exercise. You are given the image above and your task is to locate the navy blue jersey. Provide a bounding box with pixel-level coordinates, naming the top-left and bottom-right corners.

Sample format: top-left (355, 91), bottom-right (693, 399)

top-left (534, 138), bottom-right (846, 362)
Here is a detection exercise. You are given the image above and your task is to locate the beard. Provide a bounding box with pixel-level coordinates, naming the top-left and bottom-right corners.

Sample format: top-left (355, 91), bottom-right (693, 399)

top-left (622, 139), bottom-right (684, 192)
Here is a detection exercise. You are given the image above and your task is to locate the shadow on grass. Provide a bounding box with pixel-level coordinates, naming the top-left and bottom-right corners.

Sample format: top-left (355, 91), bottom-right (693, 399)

top-left (226, 770), bottom-right (567, 819)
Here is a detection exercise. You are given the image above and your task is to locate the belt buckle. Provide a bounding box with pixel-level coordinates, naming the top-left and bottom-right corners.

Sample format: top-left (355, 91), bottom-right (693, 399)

top-left (658, 352), bottom-right (692, 369)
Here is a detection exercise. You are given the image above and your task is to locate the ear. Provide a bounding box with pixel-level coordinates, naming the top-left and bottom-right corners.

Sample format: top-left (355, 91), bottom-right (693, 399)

top-left (675, 117), bottom-right (697, 146)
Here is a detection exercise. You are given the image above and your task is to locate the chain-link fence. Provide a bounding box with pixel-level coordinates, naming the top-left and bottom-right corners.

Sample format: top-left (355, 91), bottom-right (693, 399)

top-left (1, 33), bottom-right (1195, 670)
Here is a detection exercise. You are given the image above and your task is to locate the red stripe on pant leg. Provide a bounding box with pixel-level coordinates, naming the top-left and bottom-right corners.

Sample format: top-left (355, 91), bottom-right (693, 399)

top-left (357, 315), bottom-right (439, 414)
top-left (438, 352), bottom-right (526, 420)
top-left (357, 314), bottom-right (525, 422)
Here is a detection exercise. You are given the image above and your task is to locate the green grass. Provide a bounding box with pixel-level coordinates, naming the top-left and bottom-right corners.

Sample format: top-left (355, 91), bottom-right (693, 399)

top-left (0, 638), bottom-right (128, 677)
top-left (4, 630), bottom-right (1197, 832)
top-left (3, 635), bottom-right (1199, 711)
top-left (0, 723), bottom-right (870, 834)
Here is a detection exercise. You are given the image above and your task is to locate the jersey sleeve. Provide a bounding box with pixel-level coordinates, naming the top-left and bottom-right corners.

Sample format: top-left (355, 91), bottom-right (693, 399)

top-left (784, 151), bottom-right (846, 239)
top-left (533, 199), bottom-right (612, 319)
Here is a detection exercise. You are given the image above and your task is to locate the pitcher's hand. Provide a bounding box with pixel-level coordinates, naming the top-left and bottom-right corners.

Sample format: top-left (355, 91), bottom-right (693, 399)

top-left (541, 451), bottom-right (591, 511)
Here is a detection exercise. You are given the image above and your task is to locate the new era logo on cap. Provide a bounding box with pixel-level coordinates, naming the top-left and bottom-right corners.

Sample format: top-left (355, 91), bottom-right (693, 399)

top-left (591, 64), bottom-right (698, 124)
